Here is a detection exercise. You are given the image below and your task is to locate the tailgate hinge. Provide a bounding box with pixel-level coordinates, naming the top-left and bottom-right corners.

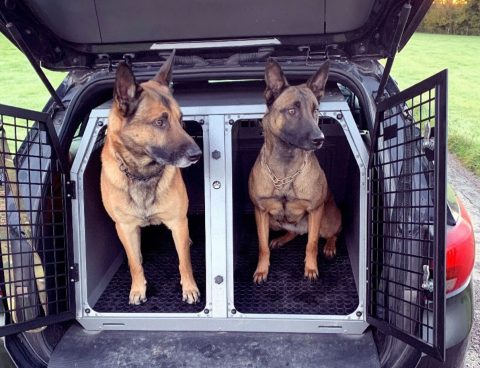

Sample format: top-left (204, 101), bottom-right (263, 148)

top-left (69, 263), bottom-right (79, 283)
top-left (66, 180), bottom-right (76, 199)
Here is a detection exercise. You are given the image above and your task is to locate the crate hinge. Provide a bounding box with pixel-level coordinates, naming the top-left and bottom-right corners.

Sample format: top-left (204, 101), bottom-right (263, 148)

top-left (66, 180), bottom-right (76, 199)
top-left (69, 263), bottom-right (79, 283)
top-left (375, 2), bottom-right (412, 103)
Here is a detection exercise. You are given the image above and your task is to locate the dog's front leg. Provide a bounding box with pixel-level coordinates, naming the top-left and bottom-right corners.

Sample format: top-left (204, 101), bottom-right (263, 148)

top-left (253, 208), bottom-right (270, 284)
top-left (168, 217), bottom-right (200, 304)
top-left (305, 205), bottom-right (324, 281)
top-left (115, 223), bottom-right (147, 305)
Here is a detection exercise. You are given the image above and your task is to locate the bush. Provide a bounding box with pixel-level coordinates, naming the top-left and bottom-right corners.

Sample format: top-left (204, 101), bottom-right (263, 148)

top-left (419, 0), bottom-right (480, 35)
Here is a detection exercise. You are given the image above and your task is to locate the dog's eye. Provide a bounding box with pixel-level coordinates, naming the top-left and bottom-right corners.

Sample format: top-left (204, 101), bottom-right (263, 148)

top-left (287, 108), bottom-right (296, 115)
top-left (154, 118), bottom-right (167, 128)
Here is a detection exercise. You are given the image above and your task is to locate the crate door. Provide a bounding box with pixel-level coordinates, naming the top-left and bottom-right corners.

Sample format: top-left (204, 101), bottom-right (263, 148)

top-left (0, 104), bottom-right (74, 336)
top-left (367, 71), bottom-right (447, 360)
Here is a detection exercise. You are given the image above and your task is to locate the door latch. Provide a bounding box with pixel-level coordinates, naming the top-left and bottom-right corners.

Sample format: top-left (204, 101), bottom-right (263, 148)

top-left (421, 265), bottom-right (434, 292)
top-left (422, 121), bottom-right (435, 161)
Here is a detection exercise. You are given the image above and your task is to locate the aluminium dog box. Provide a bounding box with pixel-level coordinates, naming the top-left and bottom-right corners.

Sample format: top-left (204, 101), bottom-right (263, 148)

top-left (71, 86), bottom-right (369, 333)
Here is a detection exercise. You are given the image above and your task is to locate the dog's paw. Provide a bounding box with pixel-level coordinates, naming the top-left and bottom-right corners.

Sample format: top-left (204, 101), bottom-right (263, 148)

top-left (129, 282), bottom-right (147, 305)
top-left (269, 232), bottom-right (296, 249)
top-left (182, 282), bottom-right (200, 304)
top-left (304, 265), bottom-right (319, 281)
top-left (253, 266), bottom-right (269, 284)
top-left (304, 256), bottom-right (318, 281)
top-left (269, 237), bottom-right (286, 249)
top-left (323, 244), bottom-right (336, 259)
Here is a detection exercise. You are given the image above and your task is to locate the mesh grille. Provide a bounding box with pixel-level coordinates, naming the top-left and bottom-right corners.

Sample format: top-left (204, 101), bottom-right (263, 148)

top-left (234, 217), bottom-right (358, 315)
top-left (0, 106), bottom-right (70, 331)
top-left (368, 71), bottom-right (447, 358)
top-left (94, 217), bottom-right (206, 313)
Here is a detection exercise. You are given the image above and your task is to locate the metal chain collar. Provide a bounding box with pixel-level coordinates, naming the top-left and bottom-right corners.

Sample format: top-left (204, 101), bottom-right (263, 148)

top-left (261, 150), bottom-right (308, 190)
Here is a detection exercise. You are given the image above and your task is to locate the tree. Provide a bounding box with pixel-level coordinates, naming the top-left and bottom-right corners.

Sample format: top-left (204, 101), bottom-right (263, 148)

top-left (418, 0), bottom-right (480, 35)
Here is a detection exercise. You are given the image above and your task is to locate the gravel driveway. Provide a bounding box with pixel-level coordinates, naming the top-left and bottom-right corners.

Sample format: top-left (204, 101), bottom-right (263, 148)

top-left (447, 155), bottom-right (480, 368)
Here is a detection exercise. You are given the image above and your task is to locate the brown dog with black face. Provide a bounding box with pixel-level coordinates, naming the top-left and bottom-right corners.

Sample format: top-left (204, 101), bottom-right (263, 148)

top-left (101, 52), bottom-right (202, 305)
top-left (249, 59), bottom-right (342, 283)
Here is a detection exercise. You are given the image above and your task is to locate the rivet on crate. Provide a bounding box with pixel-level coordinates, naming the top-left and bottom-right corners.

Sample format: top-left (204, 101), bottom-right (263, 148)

top-left (212, 150), bottom-right (221, 160)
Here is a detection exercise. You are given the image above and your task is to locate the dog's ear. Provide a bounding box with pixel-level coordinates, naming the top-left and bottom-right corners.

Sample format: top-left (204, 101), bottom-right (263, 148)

top-left (264, 58), bottom-right (289, 107)
top-left (153, 50), bottom-right (176, 86)
top-left (306, 61), bottom-right (329, 101)
top-left (114, 62), bottom-right (142, 117)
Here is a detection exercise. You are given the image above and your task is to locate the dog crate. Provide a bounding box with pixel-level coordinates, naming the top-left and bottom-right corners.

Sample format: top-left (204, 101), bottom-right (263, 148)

top-left (69, 86), bottom-right (369, 334)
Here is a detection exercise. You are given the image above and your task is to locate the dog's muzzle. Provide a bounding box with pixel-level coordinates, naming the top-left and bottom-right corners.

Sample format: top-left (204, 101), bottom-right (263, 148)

top-left (186, 147), bottom-right (202, 163)
top-left (172, 145), bottom-right (202, 168)
top-left (310, 133), bottom-right (325, 149)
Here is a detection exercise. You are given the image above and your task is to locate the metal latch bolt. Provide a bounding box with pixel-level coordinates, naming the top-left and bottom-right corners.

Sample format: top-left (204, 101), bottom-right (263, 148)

top-left (422, 121), bottom-right (435, 161)
top-left (421, 265), bottom-right (434, 292)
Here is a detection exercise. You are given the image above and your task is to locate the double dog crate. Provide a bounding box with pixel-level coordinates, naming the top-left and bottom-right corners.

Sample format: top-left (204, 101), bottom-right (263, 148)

top-left (70, 87), bottom-right (369, 333)
top-left (0, 70), bottom-right (448, 360)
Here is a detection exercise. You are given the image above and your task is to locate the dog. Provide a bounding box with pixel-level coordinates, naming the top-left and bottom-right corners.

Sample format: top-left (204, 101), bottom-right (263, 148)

top-left (248, 59), bottom-right (342, 283)
top-left (100, 51), bottom-right (202, 305)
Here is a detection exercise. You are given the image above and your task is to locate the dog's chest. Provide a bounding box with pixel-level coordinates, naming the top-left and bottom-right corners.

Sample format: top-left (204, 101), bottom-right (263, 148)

top-left (269, 194), bottom-right (307, 221)
top-left (127, 180), bottom-right (162, 223)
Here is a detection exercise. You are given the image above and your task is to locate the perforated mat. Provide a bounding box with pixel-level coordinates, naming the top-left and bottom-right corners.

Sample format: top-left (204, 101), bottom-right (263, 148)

top-left (233, 218), bottom-right (359, 315)
top-left (93, 219), bottom-right (206, 313)
top-left (94, 217), bottom-right (358, 315)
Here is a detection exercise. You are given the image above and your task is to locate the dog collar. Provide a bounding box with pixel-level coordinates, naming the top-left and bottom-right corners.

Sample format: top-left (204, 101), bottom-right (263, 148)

top-left (115, 152), bottom-right (162, 182)
top-left (261, 150), bottom-right (308, 190)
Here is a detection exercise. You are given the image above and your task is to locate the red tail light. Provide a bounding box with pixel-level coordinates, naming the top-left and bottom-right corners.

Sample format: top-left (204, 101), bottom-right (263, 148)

top-left (445, 198), bottom-right (475, 295)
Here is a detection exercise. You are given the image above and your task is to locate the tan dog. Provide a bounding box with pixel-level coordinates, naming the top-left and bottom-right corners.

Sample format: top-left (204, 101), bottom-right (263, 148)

top-left (248, 59), bottom-right (342, 283)
top-left (101, 52), bottom-right (202, 305)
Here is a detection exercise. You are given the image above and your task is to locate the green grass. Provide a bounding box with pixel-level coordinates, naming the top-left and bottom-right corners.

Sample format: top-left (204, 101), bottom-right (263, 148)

top-left (392, 33), bottom-right (480, 175)
top-left (0, 33), bottom-right (479, 174)
top-left (0, 35), bottom-right (66, 111)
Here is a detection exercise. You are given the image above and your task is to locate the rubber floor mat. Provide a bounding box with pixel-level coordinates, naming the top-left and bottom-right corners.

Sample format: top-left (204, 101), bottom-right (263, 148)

top-left (94, 219), bottom-right (206, 313)
top-left (234, 218), bottom-right (359, 315)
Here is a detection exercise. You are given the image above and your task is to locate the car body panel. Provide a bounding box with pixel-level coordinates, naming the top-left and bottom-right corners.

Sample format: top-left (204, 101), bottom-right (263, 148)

top-left (0, 0), bottom-right (432, 69)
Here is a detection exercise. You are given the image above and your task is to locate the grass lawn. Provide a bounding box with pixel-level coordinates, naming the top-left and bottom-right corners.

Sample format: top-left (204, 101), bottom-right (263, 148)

top-left (0, 32), bottom-right (479, 174)
top-left (392, 33), bottom-right (480, 175)
top-left (0, 35), bottom-right (66, 111)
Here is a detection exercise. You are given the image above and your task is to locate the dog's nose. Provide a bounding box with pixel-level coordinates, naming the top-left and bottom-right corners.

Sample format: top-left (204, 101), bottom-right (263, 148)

top-left (311, 135), bottom-right (325, 147)
top-left (187, 149), bottom-right (202, 163)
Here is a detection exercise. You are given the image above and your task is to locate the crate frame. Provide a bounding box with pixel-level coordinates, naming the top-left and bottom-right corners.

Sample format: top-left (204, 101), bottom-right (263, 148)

top-left (72, 91), bottom-right (368, 334)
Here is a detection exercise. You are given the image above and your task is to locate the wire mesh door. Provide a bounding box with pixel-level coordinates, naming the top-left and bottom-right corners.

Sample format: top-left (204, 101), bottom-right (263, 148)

top-left (0, 104), bottom-right (74, 337)
top-left (367, 70), bottom-right (447, 360)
